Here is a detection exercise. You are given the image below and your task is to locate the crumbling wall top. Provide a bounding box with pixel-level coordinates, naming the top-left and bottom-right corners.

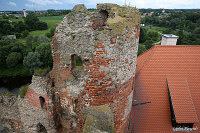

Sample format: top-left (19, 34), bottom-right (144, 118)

top-left (72, 4), bottom-right (87, 12)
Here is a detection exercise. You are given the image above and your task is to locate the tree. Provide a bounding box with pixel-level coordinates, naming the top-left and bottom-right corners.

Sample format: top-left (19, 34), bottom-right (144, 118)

top-left (26, 35), bottom-right (33, 48)
top-left (24, 13), bottom-right (48, 31)
top-left (35, 43), bottom-right (52, 67)
top-left (6, 52), bottom-right (22, 68)
top-left (24, 13), bottom-right (39, 31)
top-left (36, 21), bottom-right (48, 30)
top-left (144, 40), bottom-right (154, 50)
top-left (0, 45), bottom-right (12, 67)
top-left (138, 44), bottom-right (147, 56)
top-left (0, 20), bottom-right (13, 37)
top-left (22, 30), bottom-right (29, 38)
top-left (139, 27), bottom-right (147, 43)
top-left (33, 35), bottom-right (49, 44)
top-left (46, 27), bottom-right (55, 38)
top-left (14, 21), bottom-right (27, 33)
top-left (23, 52), bottom-right (43, 71)
top-left (146, 31), bottom-right (160, 42)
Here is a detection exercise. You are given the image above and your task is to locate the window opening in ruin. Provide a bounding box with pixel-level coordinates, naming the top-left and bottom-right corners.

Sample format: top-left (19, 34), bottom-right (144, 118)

top-left (99, 10), bottom-right (109, 26)
top-left (71, 54), bottom-right (82, 70)
top-left (51, 80), bottom-right (55, 87)
top-left (39, 96), bottom-right (46, 109)
top-left (37, 123), bottom-right (47, 133)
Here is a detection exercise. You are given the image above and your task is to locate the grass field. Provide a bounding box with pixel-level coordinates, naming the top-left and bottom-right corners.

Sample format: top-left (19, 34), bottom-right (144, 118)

top-left (143, 26), bottom-right (168, 34)
top-left (30, 15), bottom-right (65, 36)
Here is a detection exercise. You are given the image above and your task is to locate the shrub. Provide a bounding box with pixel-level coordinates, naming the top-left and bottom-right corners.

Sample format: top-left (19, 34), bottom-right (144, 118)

top-left (26, 35), bottom-right (33, 48)
top-left (46, 27), bottom-right (55, 38)
top-left (6, 52), bottom-right (22, 68)
top-left (19, 85), bottom-right (29, 97)
top-left (138, 44), bottom-right (147, 56)
top-left (34, 67), bottom-right (50, 76)
top-left (35, 43), bottom-right (52, 67)
top-left (33, 36), bottom-right (49, 44)
top-left (23, 52), bottom-right (43, 72)
top-left (22, 30), bottom-right (29, 38)
top-left (36, 21), bottom-right (48, 30)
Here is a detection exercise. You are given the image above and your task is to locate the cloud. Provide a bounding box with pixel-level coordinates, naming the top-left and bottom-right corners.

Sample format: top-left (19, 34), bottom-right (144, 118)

top-left (134, 0), bottom-right (191, 9)
top-left (66, 0), bottom-right (125, 6)
top-left (65, 0), bottom-right (199, 9)
top-left (8, 1), bottom-right (17, 7)
top-left (27, 0), bottom-right (62, 6)
top-left (25, 3), bottom-right (35, 8)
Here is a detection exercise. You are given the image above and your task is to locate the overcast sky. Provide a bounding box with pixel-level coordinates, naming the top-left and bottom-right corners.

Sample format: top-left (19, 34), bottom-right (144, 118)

top-left (0, 0), bottom-right (199, 11)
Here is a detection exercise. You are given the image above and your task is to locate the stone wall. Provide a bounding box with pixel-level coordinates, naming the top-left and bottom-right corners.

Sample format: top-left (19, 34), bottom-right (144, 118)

top-left (0, 75), bottom-right (57, 133)
top-left (18, 75), bottom-right (56, 133)
top-left (0, 94), bottom-right (22, 132)
top-left (50, 3), bottom-right (140, 133)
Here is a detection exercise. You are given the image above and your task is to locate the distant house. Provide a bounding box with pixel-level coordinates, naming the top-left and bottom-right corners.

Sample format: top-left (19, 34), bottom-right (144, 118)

top-left (133, 45), bottom-right (200, 132)
top-left (141, 12), bottom-right (154, 18)
top-left (2, 35), bottom-right (16, 39)
top-left (10, 14), bottom-right (23, 18)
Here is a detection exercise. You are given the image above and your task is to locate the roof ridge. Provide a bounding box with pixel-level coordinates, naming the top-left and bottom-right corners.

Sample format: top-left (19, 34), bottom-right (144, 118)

top-left (185, 78), bottom-right (199, 123)
top-left (155, 45), bottom-right (200, 47)
top-left (136, 46), bottom-right (157, 75)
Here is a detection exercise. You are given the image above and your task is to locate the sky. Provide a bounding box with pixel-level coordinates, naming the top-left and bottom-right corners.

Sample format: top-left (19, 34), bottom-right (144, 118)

top-left (0, 0), bottom-right (199, 11)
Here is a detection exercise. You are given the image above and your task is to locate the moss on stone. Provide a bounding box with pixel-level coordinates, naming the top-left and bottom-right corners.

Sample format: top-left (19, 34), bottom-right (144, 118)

top-left (106, 5), bottom-right (141, 35)
top-left (83, 105), bottom-right (114, 133)
top-left (19, 85), bottom-right (29, 97)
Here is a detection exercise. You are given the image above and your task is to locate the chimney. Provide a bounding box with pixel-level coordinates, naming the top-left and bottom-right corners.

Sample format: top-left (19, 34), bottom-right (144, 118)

top-left (161, 34), bottom-right (179, 45)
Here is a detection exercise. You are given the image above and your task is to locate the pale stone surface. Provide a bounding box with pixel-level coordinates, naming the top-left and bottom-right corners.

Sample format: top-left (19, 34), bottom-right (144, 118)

top-left (29, 75), bottom-right (49, 95)
top-left (83, 105), bottom-right (114, 133)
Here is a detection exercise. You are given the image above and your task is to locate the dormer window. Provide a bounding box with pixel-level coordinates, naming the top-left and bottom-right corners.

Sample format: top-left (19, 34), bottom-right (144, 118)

top-left (167, 77), bottom-right (198, 131)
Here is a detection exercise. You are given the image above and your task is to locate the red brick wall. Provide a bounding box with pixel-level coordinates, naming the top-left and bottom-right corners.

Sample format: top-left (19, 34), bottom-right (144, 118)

top-left (49, 31), bottom-right (137, 132)
top-left (25, 88), bottom-right (49, 110)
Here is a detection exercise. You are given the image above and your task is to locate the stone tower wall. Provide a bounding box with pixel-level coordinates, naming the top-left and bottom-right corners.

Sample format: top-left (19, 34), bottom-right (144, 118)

top-left (0, 94), bottom-right (22, 132)
top-left (18, 75), bottom-right (56, 133)
top-left (50, 3), bottom-right (140, 133)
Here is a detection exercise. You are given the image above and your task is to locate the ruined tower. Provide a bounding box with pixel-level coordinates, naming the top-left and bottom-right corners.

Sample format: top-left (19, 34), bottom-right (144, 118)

top-left (50, 3), bottom-right (140, 132)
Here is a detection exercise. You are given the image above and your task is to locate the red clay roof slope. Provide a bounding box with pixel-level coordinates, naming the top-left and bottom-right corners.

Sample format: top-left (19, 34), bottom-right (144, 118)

top-left (167, 77), bottom-right (199, 124)
top-left (132, 45), bottom-right (200, 132)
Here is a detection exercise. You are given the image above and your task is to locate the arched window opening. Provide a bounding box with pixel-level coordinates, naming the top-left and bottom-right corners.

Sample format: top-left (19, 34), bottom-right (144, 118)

top-left (51, 80), bottom-right (55, 87)
top-left (99, 10), bottom-right (109, 26)
top-left (37, 123), bottom-right (47, 133)
top-left (71, 54), bottom-right (82, 71)
top-left (39, 96), bottom-right (46, 109)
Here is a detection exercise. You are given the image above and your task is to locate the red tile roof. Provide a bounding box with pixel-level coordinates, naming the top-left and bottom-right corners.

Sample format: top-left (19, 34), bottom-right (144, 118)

top-left (167, 77), bottom-right (199, 123)
top-left (133, 45), bottom-right (200, 132)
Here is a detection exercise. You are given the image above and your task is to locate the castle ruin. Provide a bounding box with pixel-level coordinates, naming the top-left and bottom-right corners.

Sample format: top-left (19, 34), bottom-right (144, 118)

top-left (0, 3), bottom-right (140, 133)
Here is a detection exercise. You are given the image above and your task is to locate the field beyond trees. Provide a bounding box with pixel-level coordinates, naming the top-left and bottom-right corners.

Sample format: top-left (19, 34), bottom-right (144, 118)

top-left (0, 14), bottom-right (65, 77)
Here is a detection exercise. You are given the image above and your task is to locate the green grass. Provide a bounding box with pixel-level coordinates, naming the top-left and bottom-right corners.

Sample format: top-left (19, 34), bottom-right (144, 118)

top-left (0, 65), bottom-right (31, 78)
top-left (19, 85), bottom-right (29, 97)
top-left (143, 26), bottom-right (168, 34)
top-left (30, 15), bottom-right (65, 36)
top-left (39, 16), bottom-right (65, 21)
top-left (34, 67), bottom-right (50, 76)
